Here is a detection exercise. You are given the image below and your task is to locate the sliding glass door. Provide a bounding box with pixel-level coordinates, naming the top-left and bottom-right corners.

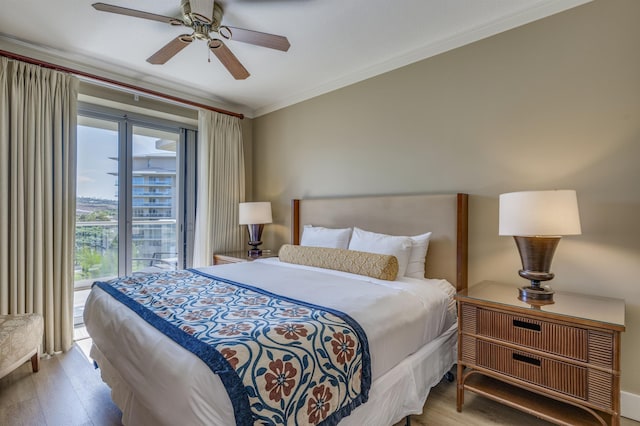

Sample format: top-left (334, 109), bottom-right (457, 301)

top-left (74, 106), bottom-right (196, 290)
top-left (76, 116), bottom-right (120, 288)
top-left (131, 125), bottom-right (179, 273)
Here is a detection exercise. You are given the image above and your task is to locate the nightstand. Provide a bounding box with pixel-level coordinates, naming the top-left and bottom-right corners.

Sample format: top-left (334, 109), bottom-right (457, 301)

top-left (456, 281), bottom-right (625, 426)
top-left (213, 250), bottom-right (277, 265)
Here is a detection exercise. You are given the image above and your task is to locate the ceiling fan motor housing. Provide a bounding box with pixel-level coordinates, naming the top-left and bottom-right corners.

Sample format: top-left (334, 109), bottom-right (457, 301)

top-left (181, 0), bottom-right (223, 30)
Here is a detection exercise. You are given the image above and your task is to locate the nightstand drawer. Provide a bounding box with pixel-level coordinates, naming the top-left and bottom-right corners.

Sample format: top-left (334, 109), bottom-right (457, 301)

top-left (478, 340), bottom-right (587, 399)
top-left (213, 250), bottom-right (277, 265)
top-left (213, 256), bottom-right (245, 265)
top-left (462, 305), bottom-right (589, 361)
top-left (471, 339), bottom-right (615, 410)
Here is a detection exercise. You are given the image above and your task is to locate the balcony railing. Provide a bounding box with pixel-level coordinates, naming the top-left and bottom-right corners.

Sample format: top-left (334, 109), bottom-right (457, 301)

top-left (132, 213), bottom-right (173, 218)
top-left (75, 219), bottom-right (177, 289)
top-left (132, 190), bottom-right (172, 196)
top-left (132, 201), bottom-right (172, 207)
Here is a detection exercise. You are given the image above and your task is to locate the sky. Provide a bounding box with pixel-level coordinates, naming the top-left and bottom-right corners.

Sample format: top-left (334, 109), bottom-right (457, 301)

top-left (77, 124), bottom-right (177, 200)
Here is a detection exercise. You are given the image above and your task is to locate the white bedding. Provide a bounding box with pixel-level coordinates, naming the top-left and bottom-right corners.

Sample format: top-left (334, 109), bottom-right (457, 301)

top-left (84, 259), bottom-right (456, 425)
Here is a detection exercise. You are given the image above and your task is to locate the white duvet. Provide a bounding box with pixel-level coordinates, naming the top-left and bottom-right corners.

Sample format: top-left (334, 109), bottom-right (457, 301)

top-left (84, 258), bottom-right (456, 425)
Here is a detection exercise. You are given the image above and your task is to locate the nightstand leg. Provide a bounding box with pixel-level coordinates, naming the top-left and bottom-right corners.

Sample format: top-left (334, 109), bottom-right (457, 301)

top-left (456, 363), bottom-right (464, 412)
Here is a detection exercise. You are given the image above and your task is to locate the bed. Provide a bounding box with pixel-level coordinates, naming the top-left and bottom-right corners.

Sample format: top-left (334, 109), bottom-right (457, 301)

top-left (84, 193), bottom-right (468, 425)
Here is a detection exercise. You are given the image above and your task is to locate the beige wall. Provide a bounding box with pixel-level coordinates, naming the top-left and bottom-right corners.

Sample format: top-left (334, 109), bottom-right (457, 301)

top-left (253, 0), bottom-right (640, 394)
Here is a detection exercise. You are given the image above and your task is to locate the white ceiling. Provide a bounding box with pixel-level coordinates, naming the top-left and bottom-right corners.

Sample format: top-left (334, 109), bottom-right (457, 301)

top-left (0, 0), bottom-right (589, 118)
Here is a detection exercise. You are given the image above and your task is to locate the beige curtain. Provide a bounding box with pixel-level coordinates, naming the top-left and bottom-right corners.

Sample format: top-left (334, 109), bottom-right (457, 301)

top-left (192, 110), bottom-right (245, 267)
top-left (0, 57), bottom-right (78, 354)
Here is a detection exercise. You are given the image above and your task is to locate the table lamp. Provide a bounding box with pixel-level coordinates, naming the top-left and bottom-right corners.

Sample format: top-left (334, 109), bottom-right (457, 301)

top-left (499, 190), bottom-right (581, 301)
top-left (239, 202), bottom-right (273, 256)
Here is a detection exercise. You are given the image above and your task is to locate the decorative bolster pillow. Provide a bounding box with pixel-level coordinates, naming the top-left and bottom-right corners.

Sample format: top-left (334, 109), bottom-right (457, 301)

top-left (278, 244), bottom-right (399, 281)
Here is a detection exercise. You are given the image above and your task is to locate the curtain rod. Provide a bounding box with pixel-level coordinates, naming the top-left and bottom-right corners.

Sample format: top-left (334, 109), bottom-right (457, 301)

top-left (0, 49), bottom-right (244, 119)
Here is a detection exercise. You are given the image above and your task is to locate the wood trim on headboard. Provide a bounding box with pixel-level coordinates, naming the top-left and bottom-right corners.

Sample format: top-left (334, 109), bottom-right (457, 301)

top-left (291, 193), bottom-right (469, 292)
top-left (291, 199), bottom-right (301, 246)
top-left (456, 193), bottom-right (469, 291)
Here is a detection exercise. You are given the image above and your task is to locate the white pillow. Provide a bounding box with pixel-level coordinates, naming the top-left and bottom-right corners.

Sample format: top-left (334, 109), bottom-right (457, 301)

top-left (348, 227), bottom-right (412, 277)
top-left (405, 232), bottom-right (432, 279)
top-left (300, 225), bottom-right (352, 249)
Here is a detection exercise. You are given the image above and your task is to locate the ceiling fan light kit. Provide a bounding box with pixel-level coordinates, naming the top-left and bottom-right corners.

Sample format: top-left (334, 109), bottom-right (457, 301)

top-left (92, 0), bottom-right (290, 80)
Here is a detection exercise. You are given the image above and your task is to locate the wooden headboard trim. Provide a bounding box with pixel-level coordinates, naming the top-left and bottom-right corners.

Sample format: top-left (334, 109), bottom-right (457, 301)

top-left (456, 193), bottom-right (469, 291)
top-left (291, 193), bottom-right (468, 292)
top-left (291, 199), bottom-right (300, 247)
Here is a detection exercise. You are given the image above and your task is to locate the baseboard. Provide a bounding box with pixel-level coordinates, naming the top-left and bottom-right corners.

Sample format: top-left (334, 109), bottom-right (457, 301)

top-left (621, 391), bottom-right (640, 421)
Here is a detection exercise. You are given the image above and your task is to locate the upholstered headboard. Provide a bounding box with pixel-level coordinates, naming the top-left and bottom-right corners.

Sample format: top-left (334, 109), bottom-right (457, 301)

top-left (291, 193), bottom-right (468, 292)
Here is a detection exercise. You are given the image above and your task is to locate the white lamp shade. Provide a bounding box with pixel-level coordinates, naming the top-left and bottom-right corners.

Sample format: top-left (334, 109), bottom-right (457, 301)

top-left (239, 202), bottom-right (273, 225)
top-left (499, 190), bottom-right (581, 236)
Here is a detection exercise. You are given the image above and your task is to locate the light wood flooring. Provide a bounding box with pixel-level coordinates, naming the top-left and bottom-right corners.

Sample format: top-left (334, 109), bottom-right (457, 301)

top-left (1, 342), bottom-right (638, 426)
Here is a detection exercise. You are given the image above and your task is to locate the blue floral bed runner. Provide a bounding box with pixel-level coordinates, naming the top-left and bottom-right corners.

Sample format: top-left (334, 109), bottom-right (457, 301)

top-left (93, 269), bottom-right (371, 426)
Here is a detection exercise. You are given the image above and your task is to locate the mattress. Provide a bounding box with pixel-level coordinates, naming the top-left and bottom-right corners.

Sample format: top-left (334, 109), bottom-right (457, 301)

top-left (84, 259), bottom-right (457, 425)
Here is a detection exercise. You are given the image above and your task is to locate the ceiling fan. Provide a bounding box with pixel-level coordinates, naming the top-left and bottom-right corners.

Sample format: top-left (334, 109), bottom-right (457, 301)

top-left (92, 0), bottom-right (290, 80)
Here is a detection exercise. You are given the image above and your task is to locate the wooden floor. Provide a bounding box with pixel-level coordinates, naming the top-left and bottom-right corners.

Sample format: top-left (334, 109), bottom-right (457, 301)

top-left (1, 342), bottom-right (638, 426)
top-left (0, 341), bottom-right (121, 426)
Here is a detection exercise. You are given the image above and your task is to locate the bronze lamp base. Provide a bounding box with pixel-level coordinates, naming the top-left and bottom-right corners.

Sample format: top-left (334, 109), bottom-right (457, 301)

top-left (518, 284), bottom-right (554, 301)
top-left (246, 223), bottom-right (265, 257)
top-left (513, 235), bottom-right (561, 302)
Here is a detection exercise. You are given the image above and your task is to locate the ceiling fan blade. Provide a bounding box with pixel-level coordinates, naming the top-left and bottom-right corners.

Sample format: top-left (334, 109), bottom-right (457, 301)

top-left (209, 40), bottom-right (250, 80)
top-left (220, 26), bottom-right (290, 52)
top-left (188, 0), bottom-right (216, 24)
top-left (92, 3), bottom-right (182, 25)
top-left (147, 35), bottom-right (193, 65)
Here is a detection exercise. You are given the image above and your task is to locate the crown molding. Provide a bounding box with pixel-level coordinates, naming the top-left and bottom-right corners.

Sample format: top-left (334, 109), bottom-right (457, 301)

top-left (252, 0), bottom-right (592, 117)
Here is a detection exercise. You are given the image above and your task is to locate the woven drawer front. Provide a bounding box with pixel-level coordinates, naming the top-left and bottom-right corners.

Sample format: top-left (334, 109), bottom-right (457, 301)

top-left (461, 335), bottom-right (476, 364)
top-left (460, 303), bottom-right (477, 334)
top-left (588, 369), bottom-right (613, 409)
top-left (588, 330), bottom-right (614, 368)
top-left (477, 309), bottom-right (587, 361)
top-left (477, 341), bottom-right (587, 400)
